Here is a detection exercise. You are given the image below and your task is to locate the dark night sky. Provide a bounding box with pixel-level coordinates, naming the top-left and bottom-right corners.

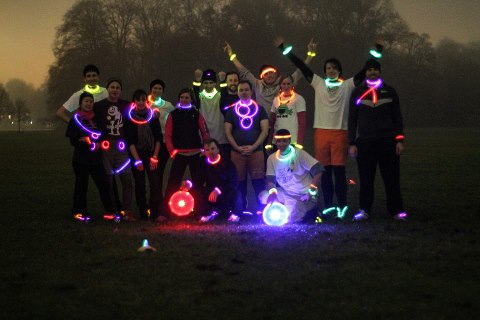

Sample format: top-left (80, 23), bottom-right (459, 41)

top-left (0, 0), bottom-right (479, 87)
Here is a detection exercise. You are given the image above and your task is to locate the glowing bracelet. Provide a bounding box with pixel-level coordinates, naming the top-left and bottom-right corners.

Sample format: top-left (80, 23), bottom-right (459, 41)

top-left (219, 83), bottom-right (227, 87)
top-left (395, 134), bottom-right (405, 141)
top-left (307, 51), bottom-right (316, 57)
top-left (309, 184), bottom-right (318, 190)
top-left (308, 188), bottom-right (318, 196)
top-left (214, 187), bottom-right (222, 195)
top-left (265, 144), bottom-right (273, 150)
top-left (184, 180), bottom-right (193, 189)
top-left (282, 45), bottom-right (293, 55)
top-left (150, 157), bottom-right (158, 164)
top-left (229, 53), bottom-right (237, 61)
top-left (268, 188), bottom-right (278, 195)
top-left (134, 160), bottom-right (143, 167)
top-left (192, 81), bottom-right (201, 87)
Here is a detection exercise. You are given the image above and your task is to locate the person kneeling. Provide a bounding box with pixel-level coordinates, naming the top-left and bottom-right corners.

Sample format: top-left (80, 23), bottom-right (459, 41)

top-left (259, 129), bottom-right (324, 223)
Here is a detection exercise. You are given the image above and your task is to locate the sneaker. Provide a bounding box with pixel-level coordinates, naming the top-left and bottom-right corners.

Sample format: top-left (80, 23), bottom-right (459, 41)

top-left (352, 209), bottom-right (369, 222)
top-left (199, 211), bottom-right (219, 223)
top-left (73, 213), bottom-right (91, 222)
top-left (227, 213), bottom-right (240, 222)
top-left (393, 212), bottom-right (408, 221)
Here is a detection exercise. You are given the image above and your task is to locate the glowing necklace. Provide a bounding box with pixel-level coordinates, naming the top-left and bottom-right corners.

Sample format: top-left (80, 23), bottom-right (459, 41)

top-left (277, 90), bottom-right (295, 105)
top-left (207, 154), bottom-right (221, 165)
top-left (128, 103), bottom-right (154, 125)
top-left (356, 78), bottom-right (383, 105)
top-left (83, 84), bottom-right (102, 94)
top-left (176, 103), bottom-right (193, 110)
top-left (275, 145), bottom-right (295, 162)
top-left (325, 77), bottom-right (344, 88)
top-left (147, 94), bottom-right (165, 107)
top-left (73, 114), bottom-right (101, 140)
top-left (200, 88), bottom-right (218, 100)
top-left (234, 99), bottom-right (259, 130)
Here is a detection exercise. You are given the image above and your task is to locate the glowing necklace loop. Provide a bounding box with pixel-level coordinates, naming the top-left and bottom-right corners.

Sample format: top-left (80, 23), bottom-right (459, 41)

top-left (207, 154), bottom-right (221, 165)
top-left (176, 103), bottom-right (193, 110)
top-left (73, 114), bottom-right (101, 140)
top-left (325, 77), bottom-right (344, 88)
top-left (83, 84), bottom-right (101, 94)
top-left (234, 99), bottom-right (259, 130)
top-left (147, 94), bottom-right (165, 107)
top-left (277, 90), bottom-right (295, 105)
top-left (200, 88), bottom-right (218, 100)
top-left (128, 103), bottom-right (154, 125)
top-left (356, 78), bottom-right (383, 105)
top-left (275, 145), bottom-right (295, 161)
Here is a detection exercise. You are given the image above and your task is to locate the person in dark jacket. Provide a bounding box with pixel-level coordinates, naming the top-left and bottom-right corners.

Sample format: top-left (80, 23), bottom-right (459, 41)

top-left (66, 92), bottom-right (114, 221)
top-left (348, 59), bottom-right (407, 221)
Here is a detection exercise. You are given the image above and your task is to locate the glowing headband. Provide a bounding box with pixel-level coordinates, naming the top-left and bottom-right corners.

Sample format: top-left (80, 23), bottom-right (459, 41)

top-left (260, 67), bottom-right (277, 79)
top-left (274, 134), bottom-right (292, 139)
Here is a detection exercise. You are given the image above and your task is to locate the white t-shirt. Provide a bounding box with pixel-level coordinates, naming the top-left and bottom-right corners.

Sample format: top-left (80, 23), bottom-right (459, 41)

top-left (266, 147), bottom-right (318, 198)
top-left (311, 74), bottom-right (355, 130)
top-left (152, 100), bottom-right (175, 143)
top-left (63, 87), bottom-right (108, 112)
top-left (270, 92), bottom-right (306, 144)
top-left (199, 90), bottom-right (227, 144)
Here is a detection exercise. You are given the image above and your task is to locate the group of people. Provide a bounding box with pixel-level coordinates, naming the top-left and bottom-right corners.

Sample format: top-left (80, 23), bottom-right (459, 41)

top-left (59, 37), bottom-right (407, 224)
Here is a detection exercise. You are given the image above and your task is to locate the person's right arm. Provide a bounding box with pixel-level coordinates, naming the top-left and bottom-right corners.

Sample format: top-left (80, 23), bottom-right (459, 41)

top-left (274, 38), bottom-right (314, 83)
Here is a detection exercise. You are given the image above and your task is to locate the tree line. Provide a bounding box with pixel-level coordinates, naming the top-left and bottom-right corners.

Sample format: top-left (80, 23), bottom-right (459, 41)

top-left (39, 0), bottom-right (480, 128)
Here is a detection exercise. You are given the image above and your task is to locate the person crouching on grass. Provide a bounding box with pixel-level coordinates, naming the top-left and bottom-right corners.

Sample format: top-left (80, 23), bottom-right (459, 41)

top-left (124, 89), bottom-right (165, 222)
top-left (66, 92), bottom-right (115, 221)
top-left (197, 138), bottom-right (243, 223)
top-left (259, 129), bottom-right (324, 223)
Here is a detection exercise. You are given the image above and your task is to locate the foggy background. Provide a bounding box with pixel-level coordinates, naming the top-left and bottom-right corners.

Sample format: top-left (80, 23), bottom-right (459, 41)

top-left (1, 0), bottom-right (479, 129)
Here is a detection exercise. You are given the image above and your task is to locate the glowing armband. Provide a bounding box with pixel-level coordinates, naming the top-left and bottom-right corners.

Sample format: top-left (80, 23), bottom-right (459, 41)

top-left (282, 45), bottom-right (293, 55)
top-left (200, 88), bottom-right (218, 100)
top-left (229, 53), bottom-right (237, 61)
top-left (207, 154), bottom-right (221, 165)
top-left (128, 103), bottom-right (154, 125)
top-left (83, 84), bottom-right (102, 94)
top-left (307, 51), bottom-right (316, 57)
top-left (260, 67), bottom-right (277, 79)
top-left (268, 187), bottom-right (278, 195)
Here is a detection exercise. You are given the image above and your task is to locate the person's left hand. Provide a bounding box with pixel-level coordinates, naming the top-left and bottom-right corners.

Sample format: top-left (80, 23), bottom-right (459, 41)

top-left (396, 142), bottom-right (404, 155)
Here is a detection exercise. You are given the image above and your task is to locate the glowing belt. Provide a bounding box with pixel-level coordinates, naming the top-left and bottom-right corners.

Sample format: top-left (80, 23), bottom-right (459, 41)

top-left (200, 88), bottom-right (218, 100)
top-left (356, 79), bottom-right (383, 105)
top-left (83, 84), bottom-right (102, 94)
top-left (234, 99), bottom-right (259, 130)
top-left (73, 114), bottom-right (101, 140)
top-left (128, 103), bottom-right (154, 125)
top-left (260, 67), bottom-right (277, 79)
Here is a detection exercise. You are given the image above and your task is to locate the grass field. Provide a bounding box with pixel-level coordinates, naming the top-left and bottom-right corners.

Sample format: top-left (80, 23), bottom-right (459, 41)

top-left (1, 127), bottom-right (479, 319)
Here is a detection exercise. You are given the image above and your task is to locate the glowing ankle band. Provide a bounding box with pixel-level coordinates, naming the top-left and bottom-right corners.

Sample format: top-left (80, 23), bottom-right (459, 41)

top-left (73, 114), bottom-right (101, 140)
top-left (84, 84), bottom-right (101, 94)
top-left (200, 88), bottom-right (218, 100)
top-left (234, 99), bottom-right (259, 130)
top-left (128, 103), bottom-right (154, 125)
top-left (356, 79), bottom-right (383, 105)
top-left (207, 154), bottom-right (221, 165)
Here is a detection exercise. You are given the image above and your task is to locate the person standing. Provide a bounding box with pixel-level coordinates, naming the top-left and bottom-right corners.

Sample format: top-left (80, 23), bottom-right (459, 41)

top-left (348, 59), bottom-right (407, 221)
